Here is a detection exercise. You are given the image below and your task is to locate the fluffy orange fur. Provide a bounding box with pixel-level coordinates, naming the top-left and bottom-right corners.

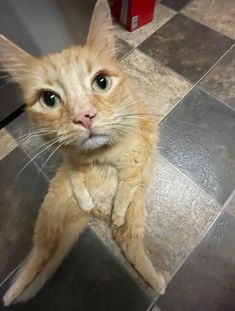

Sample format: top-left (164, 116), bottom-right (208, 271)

top-left (0, 0), bottom-right (166, 305)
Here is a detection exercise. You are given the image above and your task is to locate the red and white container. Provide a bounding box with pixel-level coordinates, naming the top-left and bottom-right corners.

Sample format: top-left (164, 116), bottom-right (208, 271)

top-left (110, 0), bottom-right (156, 32)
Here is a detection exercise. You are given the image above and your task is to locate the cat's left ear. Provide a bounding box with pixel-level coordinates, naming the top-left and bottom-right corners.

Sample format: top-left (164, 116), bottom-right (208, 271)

top-left (86, 0), bottom-right (115, 58)
top-left (0, 35), bottom-right (33, 84)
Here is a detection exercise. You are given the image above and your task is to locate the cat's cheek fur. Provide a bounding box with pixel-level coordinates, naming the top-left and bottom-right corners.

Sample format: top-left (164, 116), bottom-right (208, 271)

top-left (28, 103), bottom-right (63, 124)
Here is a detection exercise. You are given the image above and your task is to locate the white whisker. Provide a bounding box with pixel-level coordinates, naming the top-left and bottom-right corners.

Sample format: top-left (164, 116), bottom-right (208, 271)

top-left (16, 137), bottom-right (61, 179)
top-left (39, 141), bottom-right (64, 174)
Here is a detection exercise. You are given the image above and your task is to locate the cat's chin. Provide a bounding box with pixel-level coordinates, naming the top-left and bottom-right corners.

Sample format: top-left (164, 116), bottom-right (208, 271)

top-left (81, 134), bottom-right (109, 151)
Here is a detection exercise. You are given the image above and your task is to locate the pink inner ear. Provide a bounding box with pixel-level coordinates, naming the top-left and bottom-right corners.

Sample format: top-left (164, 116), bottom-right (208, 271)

top-left (0, 35), bottom-right (32, 83)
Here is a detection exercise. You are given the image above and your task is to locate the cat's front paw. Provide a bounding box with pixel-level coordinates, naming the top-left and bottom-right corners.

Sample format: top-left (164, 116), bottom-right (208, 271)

top-left (112, 211), bottom-right (125, 227)
top-left (3, 282), bottom-right (21, 306)
top-left (79, 195), bottom-right (95, 212)
top-left (3, 291), bottom-right (13, 306)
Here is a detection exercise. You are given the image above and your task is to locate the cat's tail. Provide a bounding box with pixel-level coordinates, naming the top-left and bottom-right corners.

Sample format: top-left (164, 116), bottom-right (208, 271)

top-left (3, 219), bottom-right (87, 306)
top-left (113, 191), bottom-right (167, 294)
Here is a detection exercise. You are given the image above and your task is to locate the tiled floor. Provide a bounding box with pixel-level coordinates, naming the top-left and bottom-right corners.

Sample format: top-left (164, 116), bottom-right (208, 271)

top-left (157, 211), bottom-right (235, 311)
top-left (0, 0), bottom-right (235, 310)
top-left (199, 46), bottom-right (235, 109)
top-left (138, 14), bottom-right (233, 83)
top-left (161, 0), bottom-right (192, 12)
top-left (183, 0), bottom-right (235, 40)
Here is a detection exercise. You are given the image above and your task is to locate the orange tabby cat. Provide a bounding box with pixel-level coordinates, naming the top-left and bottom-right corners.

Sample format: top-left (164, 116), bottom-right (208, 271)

top-left (0, 0), bottom-right (166, 305)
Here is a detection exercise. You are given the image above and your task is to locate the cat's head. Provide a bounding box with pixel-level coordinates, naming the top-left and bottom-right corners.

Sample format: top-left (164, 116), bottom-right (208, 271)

top-left (0, 0), bottom-right (139, 151)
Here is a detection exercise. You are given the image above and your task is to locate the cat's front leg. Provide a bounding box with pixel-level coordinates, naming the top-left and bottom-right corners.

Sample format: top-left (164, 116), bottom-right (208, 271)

top-left (112, 169), bottom-right (141, 227)
top-left (68, 167), bottom-right (94, 212)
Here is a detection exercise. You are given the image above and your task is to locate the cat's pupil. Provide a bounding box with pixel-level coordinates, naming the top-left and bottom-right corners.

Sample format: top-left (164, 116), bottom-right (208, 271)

top-left (43, 91), bottom-right (56, 107)
top-left (96, 74), bottom-right (107, 89)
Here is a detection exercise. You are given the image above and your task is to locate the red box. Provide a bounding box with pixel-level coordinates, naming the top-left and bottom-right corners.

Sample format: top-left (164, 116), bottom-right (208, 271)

top-left (110, 0), bottom-right (156, 32)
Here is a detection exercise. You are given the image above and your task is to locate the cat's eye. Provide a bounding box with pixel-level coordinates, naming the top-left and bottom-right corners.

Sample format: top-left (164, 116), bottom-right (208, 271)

top-left (92, 74), bottom-right (111, 93)
top-left (39, 91), bottom-right (60, 108)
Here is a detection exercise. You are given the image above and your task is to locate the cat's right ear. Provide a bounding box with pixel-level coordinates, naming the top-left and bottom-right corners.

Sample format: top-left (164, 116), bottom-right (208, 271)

top-left (86, 0), bottom-right (115, 58)
top-left (0, 35), bottom-right (33, 84)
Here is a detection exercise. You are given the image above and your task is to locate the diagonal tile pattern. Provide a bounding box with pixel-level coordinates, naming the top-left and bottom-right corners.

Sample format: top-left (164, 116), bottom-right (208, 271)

top-left (199, 45), bottom-right (235, 109)
top-left (225, 191), bottom-right (235, 217)
top-left (92, 156), bottom-right (221, 290)
top-left (160, 87), bottom-right (235, 204)
top-left (121, 49), bottom-right (192, 121)
top-left (161, 0), bottom-right (192, 11)
top-left (183, 0), bottom-right (235, 39)
top-left (0, 129), bottom-right (16, 160)
top-left (139, 14), bottom-right (234, 82)
top-left (157, 211), bottom-right (235, 311)
top-left (116, 37), bottom-right (133, 60)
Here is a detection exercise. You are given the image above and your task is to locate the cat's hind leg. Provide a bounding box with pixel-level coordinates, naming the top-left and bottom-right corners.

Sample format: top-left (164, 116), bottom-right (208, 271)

top-left (113, 190), bottom-right (166, 295)
top-left (3, 166), bottom-right (89, 306)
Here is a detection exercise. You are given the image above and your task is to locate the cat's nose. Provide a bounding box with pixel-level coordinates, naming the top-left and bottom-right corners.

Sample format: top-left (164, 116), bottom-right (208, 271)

top-left (72, 107), bottom-right (97, 129)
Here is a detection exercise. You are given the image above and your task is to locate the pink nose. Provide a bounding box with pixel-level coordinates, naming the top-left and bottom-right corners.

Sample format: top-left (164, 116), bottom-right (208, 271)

top-left (72, 108), bottom-right (97, 129)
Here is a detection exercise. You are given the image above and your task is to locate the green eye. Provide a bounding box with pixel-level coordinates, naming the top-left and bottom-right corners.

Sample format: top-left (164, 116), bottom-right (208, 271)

top-left (92, 74), bottom-right (111, 92)
top-left (40, 91), bottom-right (60, 108)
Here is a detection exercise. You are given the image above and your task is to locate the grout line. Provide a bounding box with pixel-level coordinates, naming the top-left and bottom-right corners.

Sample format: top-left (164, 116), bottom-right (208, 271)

top-left (134, 4), bottom-right (177, 47)
top-left (159, 81), bottom-right (194, 123)
top-left (0, 136), bottom-right (31, 162)
top-left (32, 159), bottom-right (50, 181)
top-left (182, 12), bottom-right (235, 42)
top-left (193, 43), bottom-right (235, 85)
top-left (118, 8), bottom-right (177, 61)
top-left (197, 85), bottom-right (235, 113)
top-left (157, 2), bottom-right (176, 15)
top-left (155, 203), bottom-right (226, 305)
top-left (0, 260), bottom-right (24, 288)
top-left (119, 45), bottom-right (137, 62)
top-left (0, 130), bottom-right (18, 161)
top-left (0, 105), bottom-right (25, 130)
top-left (221, 189), bottom-right (235, 219)
top-left (223, 189), bottom-right (235, 209)
top-left (146, 299), bottom-right (158, 311)
top-left (159, 154), bottom-right (223, 208)
top-left (156, 58), bottom-right (193, 85)
top-left (160, 0), bottom-right (194, 13)
top-left (179, 0), bottom-right (194, 12)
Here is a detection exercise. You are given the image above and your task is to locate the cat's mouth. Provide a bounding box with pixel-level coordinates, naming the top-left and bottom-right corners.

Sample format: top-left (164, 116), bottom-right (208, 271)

top-left (81, 133), bottom-right (109, 150)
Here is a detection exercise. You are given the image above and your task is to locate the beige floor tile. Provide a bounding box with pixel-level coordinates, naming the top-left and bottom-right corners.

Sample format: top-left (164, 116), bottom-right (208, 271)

top-left (145, 156), bottom-right (221, 275)
top-left (183, 0), bottom-right (235, 39)
top-left (114, 4), bottom-right (175, 47)
top-left (0, 129), bottom-right (17, 160)
top-left (91, 155), bottom-right (221, 295)
top-left (121, 49), bottom-right (192, 121)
